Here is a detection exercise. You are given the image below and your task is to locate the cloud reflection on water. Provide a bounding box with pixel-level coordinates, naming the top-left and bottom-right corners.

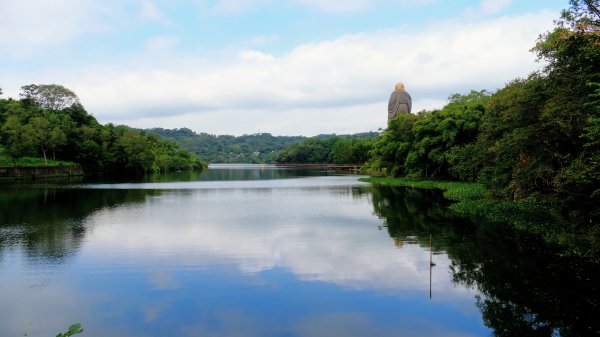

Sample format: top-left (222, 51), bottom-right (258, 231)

top-left (78, 186), bottom-right (470, 300)
top-left (0, 176), bottom-right (486, 337)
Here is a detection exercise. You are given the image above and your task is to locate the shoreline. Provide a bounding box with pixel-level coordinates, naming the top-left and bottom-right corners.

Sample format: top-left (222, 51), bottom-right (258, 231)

top-left (0, 165), bottom-right (84, 181)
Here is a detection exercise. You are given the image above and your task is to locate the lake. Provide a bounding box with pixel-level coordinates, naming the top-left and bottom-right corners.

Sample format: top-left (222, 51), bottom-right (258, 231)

top-left (0, 164), bottom-right (598, 337)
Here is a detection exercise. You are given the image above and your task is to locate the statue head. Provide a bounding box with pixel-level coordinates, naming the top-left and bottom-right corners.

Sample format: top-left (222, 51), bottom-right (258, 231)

top-left (395, 82), bottom-right (405, 90)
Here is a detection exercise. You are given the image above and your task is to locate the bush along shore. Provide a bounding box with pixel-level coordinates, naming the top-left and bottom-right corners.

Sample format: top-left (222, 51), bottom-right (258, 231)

top-left (360, 177), bottom-right (599, 259)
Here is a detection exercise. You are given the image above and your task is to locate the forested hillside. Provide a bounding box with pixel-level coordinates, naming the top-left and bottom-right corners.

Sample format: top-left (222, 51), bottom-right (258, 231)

top-left (148, 128), bottom-right (305, 163)
top-left (0, 85), bottom-right (205, 176)
top-left (148, 127), bottom-right (379, 163)
top-left (367, 0), bottom-right (600, 225)
top-left (273, 133), bottom-right (378, 164)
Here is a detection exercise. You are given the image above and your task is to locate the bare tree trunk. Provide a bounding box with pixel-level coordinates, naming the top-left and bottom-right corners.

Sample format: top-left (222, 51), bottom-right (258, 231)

top-left (41, 145), bottom-right (48, 165)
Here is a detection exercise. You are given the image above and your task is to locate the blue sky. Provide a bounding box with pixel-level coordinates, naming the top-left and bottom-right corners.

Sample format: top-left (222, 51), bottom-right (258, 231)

top-left (1, 0), bottom-right (568, 136)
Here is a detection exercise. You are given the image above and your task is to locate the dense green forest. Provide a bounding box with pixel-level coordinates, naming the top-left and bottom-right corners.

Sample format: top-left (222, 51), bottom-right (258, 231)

top-left (148, 128), bottom-right (305, 163)
top-left (367, 0), bottom-right (600, 226)
top-left (0, 85), bottom-right (205, 176)
top-left (272, 134), bottom-right (377, 164)
top-left (149, 127), bottom-right (379, 164)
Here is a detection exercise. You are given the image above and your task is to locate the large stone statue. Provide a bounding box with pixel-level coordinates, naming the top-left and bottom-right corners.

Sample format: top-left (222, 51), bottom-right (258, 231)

top-left (388, 82), bottom-right (412, 121)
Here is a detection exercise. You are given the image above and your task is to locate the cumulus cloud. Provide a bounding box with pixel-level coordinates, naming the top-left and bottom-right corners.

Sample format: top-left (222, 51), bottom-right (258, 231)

top-left (0, 0), bottom-right (114, 58)
top-left (0, 1), bottom-right (558, 135)
top-left (61, 11), bottom-right (555, 135)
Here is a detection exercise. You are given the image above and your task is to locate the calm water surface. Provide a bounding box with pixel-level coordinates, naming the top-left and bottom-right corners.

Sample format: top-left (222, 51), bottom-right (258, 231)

top-left (0, 165), bottom-right (598, 337)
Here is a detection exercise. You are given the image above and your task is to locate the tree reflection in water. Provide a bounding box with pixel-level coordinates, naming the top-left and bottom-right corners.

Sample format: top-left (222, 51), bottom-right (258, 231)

top-left (368, 185), bottom-right (600, 337)
top-left (0, 186), bottom-right (159, 262)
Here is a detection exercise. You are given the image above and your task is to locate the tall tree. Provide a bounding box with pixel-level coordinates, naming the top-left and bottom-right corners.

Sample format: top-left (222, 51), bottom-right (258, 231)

top-left (29, 116), bottom-right (52, 165)
top-left (20, 84), bottom-right (80, 111)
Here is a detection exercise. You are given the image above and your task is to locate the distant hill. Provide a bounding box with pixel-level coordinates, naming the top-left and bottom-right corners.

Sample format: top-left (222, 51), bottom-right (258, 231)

top-left (147, 128), bottom-right (379, 163)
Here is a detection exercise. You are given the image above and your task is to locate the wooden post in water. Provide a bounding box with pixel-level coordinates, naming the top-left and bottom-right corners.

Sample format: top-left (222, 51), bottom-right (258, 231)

top-left (429, 234), bottom-right (435, 299)
top-left (430, 234), bottom-right (432, 265)
top-left (429, 264), bottom-right (432, 299)
top-left (429, 235), bottom-right (436, 268)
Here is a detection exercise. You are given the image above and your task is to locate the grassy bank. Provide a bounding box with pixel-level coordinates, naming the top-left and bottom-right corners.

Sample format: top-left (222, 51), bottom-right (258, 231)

top-left (0, 156), bottom-right (80, 167)
top-left (0, 157), bottom-right (83, 181)
top-left (359, 177), bottom-right (487, 201)
top-left (360, 176), bottom-right (598, 258)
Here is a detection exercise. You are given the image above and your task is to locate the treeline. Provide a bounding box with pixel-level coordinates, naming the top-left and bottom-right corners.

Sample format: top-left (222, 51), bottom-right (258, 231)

top-left (148, 128), bottom-right (306, 163)
top-left (148, 127), bottom-right (379, 164)
top-left (368, 0), bottom-right (600, 223)
top-left (0, 85), bottom-right (205, 176)
top-left (273, 134), bottom-right (377, 164)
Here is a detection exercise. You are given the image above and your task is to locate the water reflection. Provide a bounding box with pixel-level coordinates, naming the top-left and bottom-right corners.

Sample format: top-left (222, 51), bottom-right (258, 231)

top-left (0, 186), bottom-right (158, 262)
top-left (371, 185), bottom-right (600, 337)
top-left (1, 168), bottom-right (598, 337)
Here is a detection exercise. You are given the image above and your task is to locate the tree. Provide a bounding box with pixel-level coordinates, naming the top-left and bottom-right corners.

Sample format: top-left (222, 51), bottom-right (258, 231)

top-left (20, 84), bottom-right (80, 111)
top-left (368, 91), bottom-right (489, 178)
top-left (368, 113), bottom-right (419, 177)
top-left (1, 115), bottom-right (35, 164)
top-left (29, 116), bottom-right (52, 165)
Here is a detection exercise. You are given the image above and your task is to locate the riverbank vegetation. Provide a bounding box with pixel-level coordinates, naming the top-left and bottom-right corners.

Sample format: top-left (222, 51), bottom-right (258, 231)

top-left (0, 84), bottom-right (205, 176)
top-left (272, 134), bottom-right (376, 164)
top-left (363, 176), bottom-right (598, 257)
top-left (362, 1), bottom-right (600, 255)
top-left (360, 177), bottom-right (486, 201)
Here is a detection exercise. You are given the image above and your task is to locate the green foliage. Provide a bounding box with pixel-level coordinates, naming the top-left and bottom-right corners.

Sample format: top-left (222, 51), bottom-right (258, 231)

top-left (12, 157), bottom-right (78, 167)
top-left (368, 90), bottom-right (490, 179)
top-left (363, 176), bottom-right (599, 256)
top-left (368, 1), bottom-right (600, 228)
top-left (20, 84), bottom-right (80, 111)
top-left (56, 323), bottom-right (83, 337)
top-left (149, 128), bottom-right (379, 164)
top-left (149, 128), bottom-right (308, 163)
top-left (0, 85), bottom-right (206, 176)
top-left (360, 176), bottom-right (486, 201)
top-left (273, 134), bottom-right (375, 164)
top-left (368, 113), bottom-right (418, 176)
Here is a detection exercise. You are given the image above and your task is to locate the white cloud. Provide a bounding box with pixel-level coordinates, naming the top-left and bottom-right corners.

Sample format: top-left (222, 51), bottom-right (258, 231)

top-left (57, 11), bottom-right (555, 135)
top-left (0, 0), bottom-right (115, 58)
